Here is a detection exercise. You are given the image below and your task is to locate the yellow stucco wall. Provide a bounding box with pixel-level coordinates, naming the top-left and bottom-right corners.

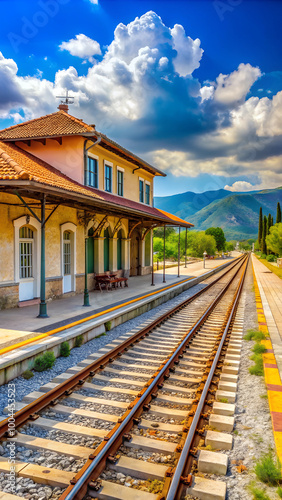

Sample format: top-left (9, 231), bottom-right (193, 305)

top-left (18, 136), bottom-right (85, 185)
top-left (17, 137), bottom-right (155, 205)
top-left (0, 193), bottom-right (130, 305)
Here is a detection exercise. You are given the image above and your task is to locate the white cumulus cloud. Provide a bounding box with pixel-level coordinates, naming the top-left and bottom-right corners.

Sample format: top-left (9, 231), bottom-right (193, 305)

top-left (224, 181), bottom-right (255, 192)
top-left (60, 34), bottom-right (101, 61)
top-left (214, 63), bottom-right (261, 106)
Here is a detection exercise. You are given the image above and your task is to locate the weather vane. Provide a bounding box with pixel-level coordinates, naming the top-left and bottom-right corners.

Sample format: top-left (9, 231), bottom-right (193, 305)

top-left (56, 89), bottom-right (74, 112)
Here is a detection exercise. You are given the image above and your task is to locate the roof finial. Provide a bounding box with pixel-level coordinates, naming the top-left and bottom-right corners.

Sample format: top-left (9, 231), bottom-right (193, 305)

top-left (56, 89), bottom-right (74, 113)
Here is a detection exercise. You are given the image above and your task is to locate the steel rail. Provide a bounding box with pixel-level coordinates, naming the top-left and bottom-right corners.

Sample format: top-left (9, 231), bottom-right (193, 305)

top-left (165, 254), bottom-right (249, 500)
top-left (0, 256), bottom-right (244, 440)
top-left (59, 254), bottom-right (248, 500)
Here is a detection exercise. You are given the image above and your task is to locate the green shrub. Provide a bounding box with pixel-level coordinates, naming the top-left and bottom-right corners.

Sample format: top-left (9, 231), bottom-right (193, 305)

top-left (60, 341), bottom-right (70, 357)
top-left (260, 253), bottom-right (267, 259)
top-left (266, 254), bottom-right (276, 262)
top-left (253, 343), bottom-right (266, 355)
top-left (244, 329), bottom-right (267, 341)
top-left (249, 353), bottom-right (264, 376)
top-left (34, 351), bottom-right (56, 372)
top-left (22, 370), bottom-right (34, 380)
top-left (255, 451), bottom-right (282, 485)
top-left (74, 335), bottom-right (83, 348)
top-left (104, 321), bottom-right (112, 332)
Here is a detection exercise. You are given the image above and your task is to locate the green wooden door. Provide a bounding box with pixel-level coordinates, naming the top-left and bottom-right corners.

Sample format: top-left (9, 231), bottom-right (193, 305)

top-left (88, 228), bottom-right (94, 273)
top-left (145, 232), bottom-right (151, 266)
top-left (117, 229), bottom-right (122, 270)
top-left (104, 228), bottom-right (110, 272)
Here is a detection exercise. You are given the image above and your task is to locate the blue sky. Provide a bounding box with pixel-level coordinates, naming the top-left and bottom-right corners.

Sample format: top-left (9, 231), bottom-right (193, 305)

top-left (0, 0), bottom-right (282, 196)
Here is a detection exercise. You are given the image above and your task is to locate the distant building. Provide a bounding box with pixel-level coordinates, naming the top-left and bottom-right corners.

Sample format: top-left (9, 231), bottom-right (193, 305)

top-left (0, 106), bottom-right (193, 311)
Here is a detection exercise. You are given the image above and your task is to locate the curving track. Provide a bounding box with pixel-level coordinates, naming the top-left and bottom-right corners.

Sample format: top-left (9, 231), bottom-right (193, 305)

top-left (0, 254), bottom-right (248, 500)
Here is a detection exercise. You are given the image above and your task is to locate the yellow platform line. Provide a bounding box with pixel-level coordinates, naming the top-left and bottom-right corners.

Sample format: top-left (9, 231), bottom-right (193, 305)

top-left (252, 263), bottom-right (282, 463)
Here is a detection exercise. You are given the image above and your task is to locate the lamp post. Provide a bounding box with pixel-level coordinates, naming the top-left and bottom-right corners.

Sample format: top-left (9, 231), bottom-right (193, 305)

top-left (203, 250), bottom-right (207, 269)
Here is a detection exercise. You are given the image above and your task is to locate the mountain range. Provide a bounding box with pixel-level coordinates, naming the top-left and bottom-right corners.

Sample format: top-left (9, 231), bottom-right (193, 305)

top-left (154, 187), bottom-right (282, 241)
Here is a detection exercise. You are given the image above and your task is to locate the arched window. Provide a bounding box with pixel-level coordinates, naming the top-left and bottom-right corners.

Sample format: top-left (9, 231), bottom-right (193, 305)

top-left (19, 226), bottom-right (34, 279)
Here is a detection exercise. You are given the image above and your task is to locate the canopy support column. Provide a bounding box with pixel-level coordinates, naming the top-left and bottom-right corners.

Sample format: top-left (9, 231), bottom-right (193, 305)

top-left (83, 237), bottom-right (90, 306)
top-left (38, 194), bottom-right (48, 318)
top-left (151, 229), bottom-right (155, 286)
top-left (184, 228), bottom-right (187, 268)
top-left (178, 226), bottom-right (180, 278)
top-left (163, 225), bottom-right (166, 283)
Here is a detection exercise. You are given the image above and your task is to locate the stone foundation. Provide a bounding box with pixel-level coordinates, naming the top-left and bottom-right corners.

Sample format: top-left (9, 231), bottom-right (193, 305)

top-left (0, 283), bottom-right (19, 310)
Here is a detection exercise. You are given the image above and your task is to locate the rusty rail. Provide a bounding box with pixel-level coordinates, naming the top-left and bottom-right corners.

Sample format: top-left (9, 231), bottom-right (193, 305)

top-left (59, 254), bottom-right (248, 500)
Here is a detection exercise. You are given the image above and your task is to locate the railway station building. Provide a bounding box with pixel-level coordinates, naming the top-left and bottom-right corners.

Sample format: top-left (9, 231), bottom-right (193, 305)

top-left (0, 105), bottom-right (192, 316)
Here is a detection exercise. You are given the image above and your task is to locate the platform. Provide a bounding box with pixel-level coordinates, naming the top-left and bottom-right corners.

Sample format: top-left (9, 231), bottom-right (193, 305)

top-left (0, 256), bottom-right (237, 384)
top-left (252, 254), bottom-right (282, 465)
top-left (252, 254), bottom-right (282, 378)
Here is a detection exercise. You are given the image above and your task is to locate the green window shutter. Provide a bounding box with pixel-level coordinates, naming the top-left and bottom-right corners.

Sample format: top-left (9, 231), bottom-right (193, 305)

top-left (104, 228), bottom-right (110, 272)
top-left (117, 229), bottom-right (122, 269)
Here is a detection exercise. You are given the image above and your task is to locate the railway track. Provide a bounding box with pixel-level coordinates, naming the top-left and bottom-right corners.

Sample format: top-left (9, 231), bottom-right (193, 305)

top-left (0, 254), bottom-right (248, 500)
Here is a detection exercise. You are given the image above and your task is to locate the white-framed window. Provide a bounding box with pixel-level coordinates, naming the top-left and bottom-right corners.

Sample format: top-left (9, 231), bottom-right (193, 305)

top-left (19, 227), bottom-right (34, 279)
top-left (139, 177), bottom-right (144, 203)
top-left (145, 181), bottom-right (151, 205)
top-left (104, 161), bottom-right (113, 193)
top-left (117, 166), bottom-right (124, 197)
top-left (85, 154), bottom-right (99, 188)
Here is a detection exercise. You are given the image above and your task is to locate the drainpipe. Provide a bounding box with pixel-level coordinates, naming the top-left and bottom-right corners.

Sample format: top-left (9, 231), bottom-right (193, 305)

top-left (83, 136), bottom-right (101, 307)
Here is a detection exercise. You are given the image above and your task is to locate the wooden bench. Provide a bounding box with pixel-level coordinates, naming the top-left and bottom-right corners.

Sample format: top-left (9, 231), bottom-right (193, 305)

top-left (94, 273), bottom-right (128, 292)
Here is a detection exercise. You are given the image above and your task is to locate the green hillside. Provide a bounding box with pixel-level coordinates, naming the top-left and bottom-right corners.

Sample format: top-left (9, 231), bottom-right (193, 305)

top-left (154, 187), bottom-right (282, 241)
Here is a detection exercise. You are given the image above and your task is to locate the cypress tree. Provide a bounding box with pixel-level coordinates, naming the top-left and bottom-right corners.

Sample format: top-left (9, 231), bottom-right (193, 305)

top-left (262, 215), bottom-right (267, 254)
top-left (277, 202), bottom-right (281, 224)
top-left (271, 216), bottom-right (274, 226)
top-left (258, 207), bottom-right (263, 244)
top-left (267, 213), bottom-right (272, 234)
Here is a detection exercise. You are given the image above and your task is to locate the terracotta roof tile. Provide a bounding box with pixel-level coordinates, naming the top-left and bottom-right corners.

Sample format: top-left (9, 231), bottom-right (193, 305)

top-left (0, 111), bottom-right (94, 140)
top-left (0, 142), bottom-right (192, 227)
top-left (0, 141), bottom-right (102, 199)
top-left (0, 111), bottom-right (166, 177)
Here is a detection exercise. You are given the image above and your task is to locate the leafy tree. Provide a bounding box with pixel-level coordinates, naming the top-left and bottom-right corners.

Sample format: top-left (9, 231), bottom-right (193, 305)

top-left (205, 227), bottom-right (226, 252)
top-left (277, 202), bottom-right (282, 224)
top-left (226, 242), bottom-right (235, 252)
top-left (258, 207), bottom-right (263, 244)
top-left (266, 223), bottom-right (282, 257)
top-left (189, 232), bottom-right (217, 258)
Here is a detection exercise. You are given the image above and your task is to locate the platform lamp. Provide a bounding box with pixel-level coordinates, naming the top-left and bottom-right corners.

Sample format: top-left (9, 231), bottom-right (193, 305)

top-left (203, 250), bottom-right (207, 269)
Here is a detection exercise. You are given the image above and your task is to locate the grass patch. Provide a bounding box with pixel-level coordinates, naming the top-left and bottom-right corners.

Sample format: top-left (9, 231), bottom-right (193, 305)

top-left (74, 335), bottom-right (83, 348)
top-left (244, 329), bottom-right (267, 342)
top-left (104, 321), bottom-right (112, 332)
top-left (249, 353), bottom-right (264, 376)
top-left (60, 341), bottom-right (70, 357)
top-left (254, 451), bottom-right (282, 485)
top-left (253, 343), bottom-right (267, 355)
top-left (219, 397), bottom-right (229, 403)
top-left (34, 351), bottom-right (56, 372)
top-left (96, 332), bottom-right (107, 338)
top-left (259, 258), bottom-right (282, 280)
top-left (22, 370), bottom-right (34, 380)
top-left (233, 429), bottom-right (239, 435)
top-left (249, 485), bottom-right (271, 500)
top-left (277, 486), bottom-right (282, 498)
top-left (260, 394), bottom-right (268, 399)
top-left (147, 480), bottom-right (164, 494)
